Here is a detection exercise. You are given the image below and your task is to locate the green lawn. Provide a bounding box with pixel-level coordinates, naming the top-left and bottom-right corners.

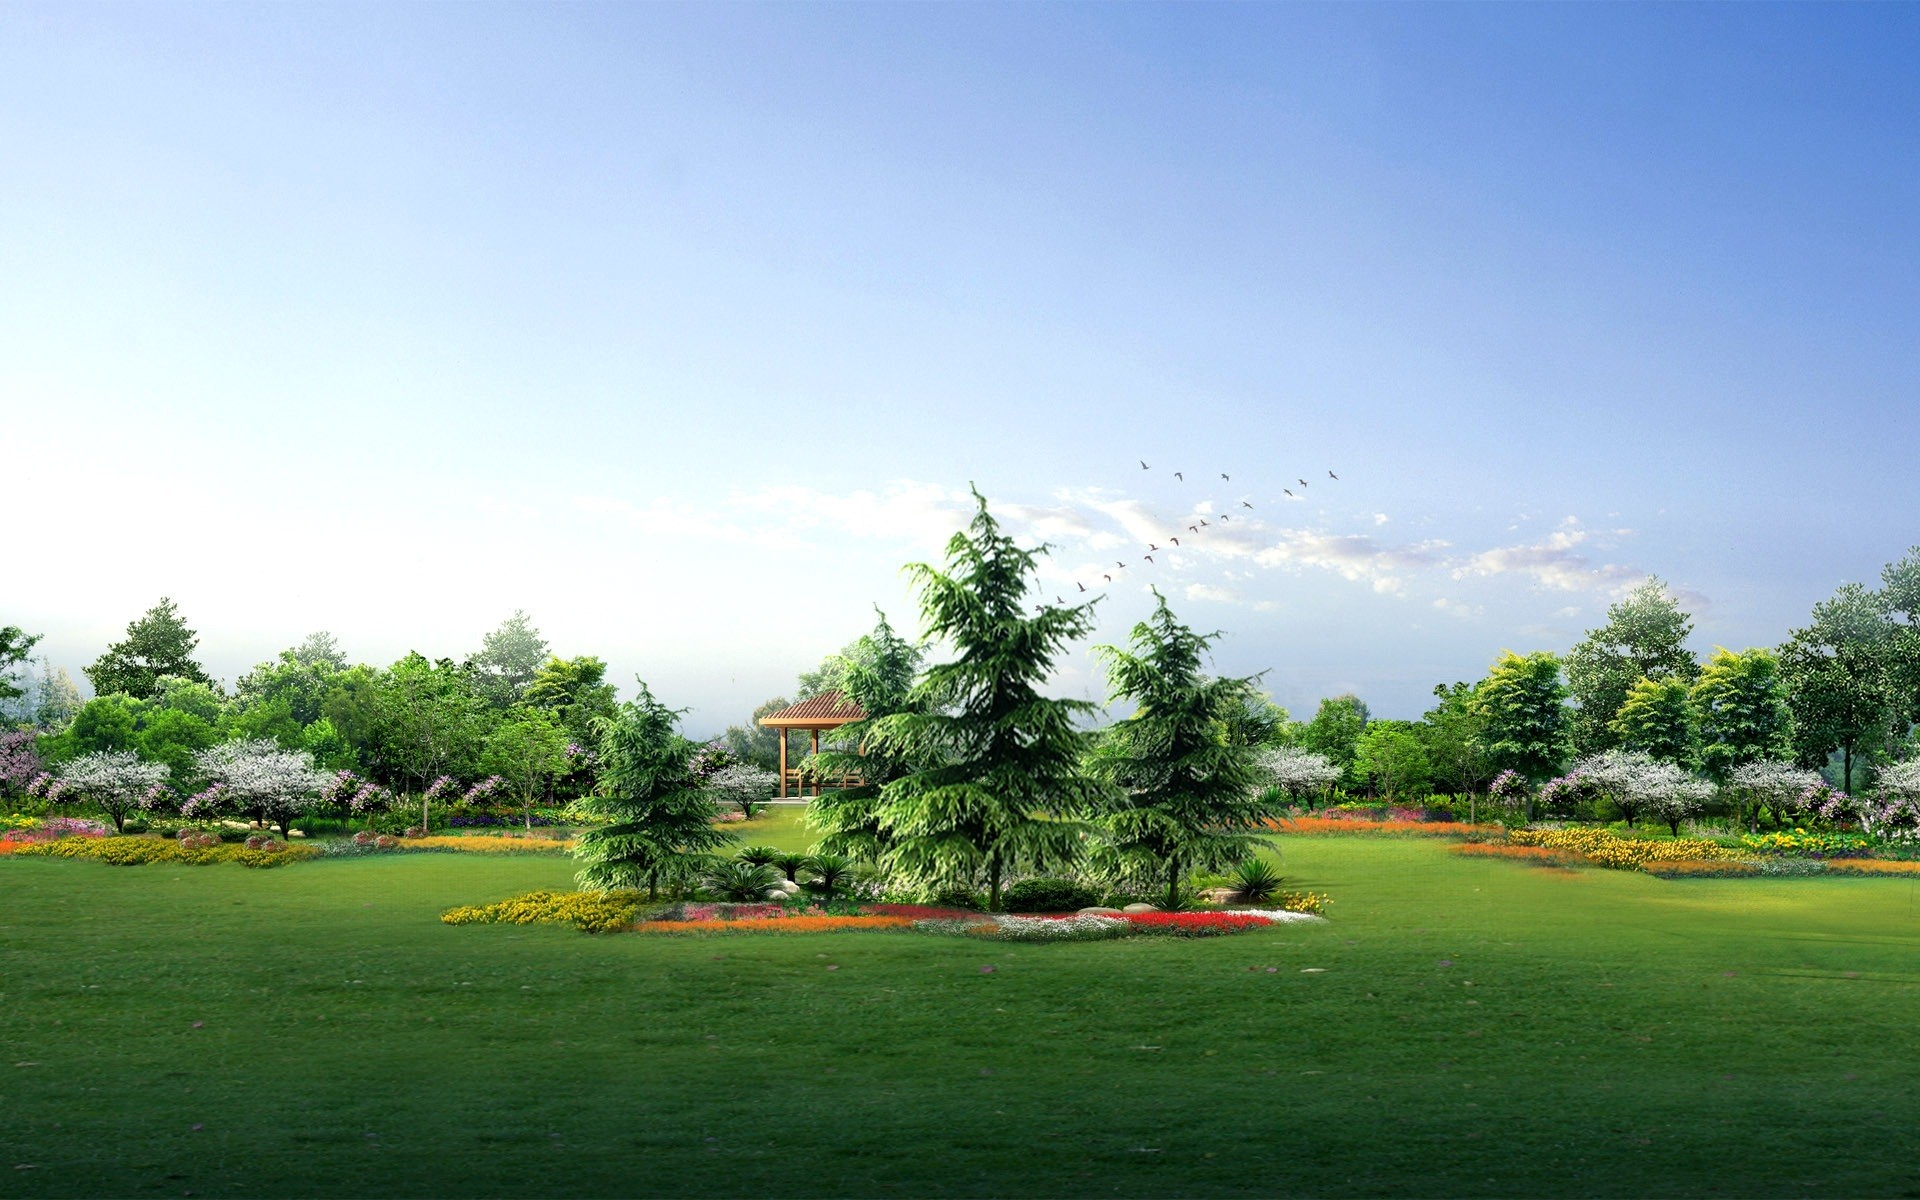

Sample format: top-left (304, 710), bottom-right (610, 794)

top-left (4, 838), bottom-right (1919, 1197)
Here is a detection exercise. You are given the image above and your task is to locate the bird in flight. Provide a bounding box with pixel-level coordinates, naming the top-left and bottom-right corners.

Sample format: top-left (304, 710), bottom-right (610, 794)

top-left (1140, 460), bottom-right (1150, 470)
top-left (1188, 524), bottom-right (1199, 533)
top-left (1329, 470), bottom-right (1339, 480)
top-left (1077, 582), bottom-right (1087, 593)
top-left (1298, 478), bottom-right (1309, 488)
top-left (1147, 542), bottom-right (1159, 552)
top-left (1198, 519), bottom-right (1210, 527)
top-left (1103, 573), bottom-right (1112, 583)
top-left (1220, 473), bottom-right (1230, 481)
top-left (1241, 500), bottom-right (1253, 509)
top-left (1169, 536), bottom-right (1180, 546)
top-left (1143, 554), bottom-right (1154, 564)
top-left (1115, 561), bottom-right (1127, 569)
top-left (1056, 596), bottom-right (1065, 604)
top-left (1219, 514), bottom-right (1230, 522)
top-left (1173, 471), bottom-right (1184, 481)
top-left (1283, 488), bottom-right (1294, 497)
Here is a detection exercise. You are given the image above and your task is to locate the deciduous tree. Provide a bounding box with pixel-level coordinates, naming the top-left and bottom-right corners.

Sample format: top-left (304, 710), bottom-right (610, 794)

top-left (1610, 676), bottom-right (1696, 767)
top-left (1565, 579), bottom-right (1697, 755)
top-left (1690, 647), bottom-right (1792, 784)
top-left (85, 598), bottom-right (212, 700)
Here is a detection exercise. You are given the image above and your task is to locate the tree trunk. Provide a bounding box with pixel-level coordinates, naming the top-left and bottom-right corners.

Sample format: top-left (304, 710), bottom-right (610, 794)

top-left (987, 855), bottom-right (1003, 912)
top-left (1843, 745), bottom-right (1854, 794)
top-left (1165, 856), bottom-right (1181, 912)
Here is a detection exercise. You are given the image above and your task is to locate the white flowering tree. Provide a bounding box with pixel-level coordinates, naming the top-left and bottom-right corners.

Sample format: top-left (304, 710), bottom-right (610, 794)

top-left (707, 764), bottom-right (778, 819)
top-left (1575, 750), bottom-right (1714, 833)
top-left (1254, 746), bottom-right (1343, 809)
top-left (1864, 761), bottom-right (1920, 837)
top-left (52, 750), bottom-right (171, 832)
top-left (194, 739), bottom-right (333, 837)
top-left (1728, 759), bottom-right (1824, 832)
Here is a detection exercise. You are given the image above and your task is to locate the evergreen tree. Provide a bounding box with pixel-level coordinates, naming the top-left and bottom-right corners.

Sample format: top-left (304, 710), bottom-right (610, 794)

top-left (1565, 579), bottom-right (1697, 755)
top-left (844, 488), bottom-right (1106, 910)
top-left (1689, 647), bottom-right (1791, 783)
top-left (1086, 592), bottom-right (1272, 909)
top-left (470, 610), bottom-right (550, 708)
top-left (1471, 650), bottom-right (1571, 818)
top-left (573, 680), bottom-right (733, 898)
top-left (85, 598), bottom-right (212, 700)
top-left (0, 625), bottom-right (41, 706)
top-left (809, 609), bottom-right (931, 864)
top-left (1610, 676), bottom-right (1696, 767)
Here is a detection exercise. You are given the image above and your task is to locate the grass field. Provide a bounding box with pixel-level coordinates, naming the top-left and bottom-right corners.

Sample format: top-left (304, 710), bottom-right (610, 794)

top-left (4, 835), bottom-right (1919, 1197)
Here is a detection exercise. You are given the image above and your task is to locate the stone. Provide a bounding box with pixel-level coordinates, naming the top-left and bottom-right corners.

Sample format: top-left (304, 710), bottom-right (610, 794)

top-left (1077, 906), bottom-right (1125, 916)
top-left (1122, 903), bottom-right (1161, 914)
top-left (1198, 888), bottom-right (1238, 904)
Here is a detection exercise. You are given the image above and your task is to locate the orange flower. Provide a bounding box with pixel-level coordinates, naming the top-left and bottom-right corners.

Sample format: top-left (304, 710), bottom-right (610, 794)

top-left (632, 915), bottom-right (916, 935)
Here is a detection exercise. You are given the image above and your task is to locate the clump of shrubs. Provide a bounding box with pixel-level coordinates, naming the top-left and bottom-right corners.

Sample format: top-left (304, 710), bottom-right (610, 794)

top-left (1001, 877), bottom-right (1103, 913)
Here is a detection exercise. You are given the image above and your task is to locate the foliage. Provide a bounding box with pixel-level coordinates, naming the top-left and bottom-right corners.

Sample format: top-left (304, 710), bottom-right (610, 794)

top-left (440, 889), bottom-right (648, 933)
top-left (469, 610), bottom-right (551, 709)
top-left (1228, 856), bottom-right (1284, 903)
top-left (1740, 829), bottom-right (1874, 858)
top-left (735, 844), bottom-right (782, 867)
top-left (1086, 590), bottom-right (1274, 908)
top-left (1301, 694), bottom-right (1369, 784)
top-left (1728, 759), bottom-right (1825, 831)
top-left (807, 608), bottom-right (933, 852)
top-left (377, 653), bottom-right (487, 795)
top-left (234, 639), bottom-right (341, 728)
top-left (829, 489), bottom-right (1106, 909)
top-left (703, 859), bottom-right (783, 900)
top-left (84, 597), bottom-right (213, 700)
top-left (800, 853), bottom-right (859, 901)
top-left (1, 729), bottom-right (44, 797)
top-left (1000, 877), bottom-right (1102, 913)
top-left (484, 707), bottom-right (571, 828)
top-left (1565, 578), bottom-right (1698, 756)
top-left (52, 749), bottom-right (171, 831)
top-left (572, 680), bottom-right (735, 899)
top-left (1471, 650), bottom-right (1572, 803)
top-left (1690, 647), bottom-right (1792, 783)
top-left (1572, 749), bottom-right (1713, 832)
top-left (1779, 582), bottom-right (1899, 793)
top-left (1610, 676), bottom-right (1695, 767)
top-left (1352, 720), bottom-right (1433, 799)
top-left (0, 624), bottom-right (41, 705)
top-left (1417, 681), bottom-right (1492, 796)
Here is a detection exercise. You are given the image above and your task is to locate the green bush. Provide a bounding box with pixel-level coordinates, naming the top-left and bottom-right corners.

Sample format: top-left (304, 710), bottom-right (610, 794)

top-left (927, 884), bottom-right (986, 911)
top-left (1229, 857), bottom-right (1284, 903)
top-left (1002, 877), bottom-right (1101, 913)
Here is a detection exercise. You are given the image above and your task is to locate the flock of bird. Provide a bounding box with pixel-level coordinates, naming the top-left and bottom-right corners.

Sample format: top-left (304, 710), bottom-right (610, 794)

top-left (1040, 461), bottom-right (1341, 608)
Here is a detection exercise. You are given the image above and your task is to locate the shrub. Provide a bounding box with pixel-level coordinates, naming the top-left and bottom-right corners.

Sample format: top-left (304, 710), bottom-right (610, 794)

top-left (1642, 859), bottom-right (1763, 879)
top-left (441, 890), bottom-right (650, 933)
top-left (969, 914), bottom-right (1134, 942)
top-left (703, 859), bottom-right (783, 901)
top-left (1228, 858), bottom-right (1284, 903)
top-left (1740, 829), bottom-right (1875, 858)
top-left (11, 835), bottom-right (319, 868)
top-left (1825, 859), bottom-right (1920, 876)
top-left (1002, 877), bottom-right (1101, 913)
top-left (735, 845), bottom-right (782, 868)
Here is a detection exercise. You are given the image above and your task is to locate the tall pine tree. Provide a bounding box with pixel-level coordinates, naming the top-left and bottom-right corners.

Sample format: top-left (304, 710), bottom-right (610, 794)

top-left (85, 597), bottom-right (212, 699)
top-left (574, 680), bottom-right (733, 898)
top-left (1087, 591), bottom-right (1274, 910)
top-left (848, 488), bottom-right (1107, 910)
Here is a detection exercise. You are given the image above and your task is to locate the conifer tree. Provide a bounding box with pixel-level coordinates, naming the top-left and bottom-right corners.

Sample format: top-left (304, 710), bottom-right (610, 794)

top-left (808, 609), bottom-right (929, 864)
top-left (1086, 591), bottom-right (1273, 910)
top-left (849, 488), bottom-right (1107, 910)
top-left (573, 680), bottom-right (733, 898)
top-left (85, 598), bottom-right (212, 700)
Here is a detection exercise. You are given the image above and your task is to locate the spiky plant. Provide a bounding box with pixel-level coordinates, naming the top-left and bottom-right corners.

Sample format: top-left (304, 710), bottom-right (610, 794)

top-left (735, 844), bottom-right (782, 867)
top-left (703, 859), bottom-right (782, 901)
top-left (801, 853), bottom-right (858, 901)
top-left (1228, 857), bottom-right (1284, 904)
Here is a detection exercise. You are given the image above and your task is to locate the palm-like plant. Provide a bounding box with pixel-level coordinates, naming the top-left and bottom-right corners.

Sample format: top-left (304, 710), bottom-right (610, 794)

top-left (735, 844), bottom-right (781, 867)
top-left (1228, 857), bottom-right (1283, 904)
top-left (801, 853), bottom-right (858, 901)
top-left (704, 859), bottom-right (782, 901)
top-left (773, 851), bottom-right (810, 883)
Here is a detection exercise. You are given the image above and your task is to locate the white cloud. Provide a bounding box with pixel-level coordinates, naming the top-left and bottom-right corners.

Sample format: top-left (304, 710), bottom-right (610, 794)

top-left (1373, 513), bottom-right (1389, 526)
top-left (1432, 597), bottom-right (1484, 620)
top-left (1449, 517), bottom-right (1654, 596)
top-left (1184, 583), bottom-right (1239, 603)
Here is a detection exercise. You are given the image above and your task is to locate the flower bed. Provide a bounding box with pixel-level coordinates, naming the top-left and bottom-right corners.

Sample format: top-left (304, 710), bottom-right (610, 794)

top-left (1824, 859), bottom-right (1920, 876)
top-left (441, 890), bottom-right (649, 933)
top-left (634, 915), bottom-right (917, 935)
top-left (1740, 829), bottom-right (1875, 858)
top-left (1449, 842), bottom-right (1586, 868)
top-left (10, 834), bottom-right (318, 868)
top-left (1641, 859), bottom-right (1764, 879)
top-left (396, 835), bottom-right (576, 854)
top-left (1269, 816), bottom-right (1499, 839)
top-left (1504, 827), bottom-right (1744, 871)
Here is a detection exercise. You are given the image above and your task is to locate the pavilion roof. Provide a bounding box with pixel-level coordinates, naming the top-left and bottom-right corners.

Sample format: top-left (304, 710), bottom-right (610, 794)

top-left (757, 690), bottom-right (866, 729)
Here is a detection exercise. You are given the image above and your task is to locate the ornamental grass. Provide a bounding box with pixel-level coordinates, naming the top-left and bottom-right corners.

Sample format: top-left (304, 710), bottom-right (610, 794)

top-left (11, 835), bottom-right (318, 868)
top-left (1269, 816), bottom-right (1498, 839)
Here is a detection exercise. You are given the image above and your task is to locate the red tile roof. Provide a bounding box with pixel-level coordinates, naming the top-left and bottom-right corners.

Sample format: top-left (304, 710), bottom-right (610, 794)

top-left (758, 690), bottom-right (867, 727)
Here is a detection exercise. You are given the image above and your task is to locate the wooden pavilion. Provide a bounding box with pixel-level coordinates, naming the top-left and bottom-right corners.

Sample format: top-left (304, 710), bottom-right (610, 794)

top-left (757, 690), bottom-right (867, 797)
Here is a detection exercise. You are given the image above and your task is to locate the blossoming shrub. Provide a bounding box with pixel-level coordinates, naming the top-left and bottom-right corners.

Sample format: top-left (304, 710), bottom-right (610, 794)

top-left (1504, 827), bottom-right (1742, 871)
top-left (962, 914), bottom-right (1134, 942)
top-left (12, 835), bottom-right (318, 868)
top-left (441, 890), bottom-right (649, 933)
top-left (1275, 890), bottom-right (1333, 915)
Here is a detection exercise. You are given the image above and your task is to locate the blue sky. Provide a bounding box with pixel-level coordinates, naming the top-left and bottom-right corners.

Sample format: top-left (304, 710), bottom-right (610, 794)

top-left (5, 4), bottom-right (1917, 736)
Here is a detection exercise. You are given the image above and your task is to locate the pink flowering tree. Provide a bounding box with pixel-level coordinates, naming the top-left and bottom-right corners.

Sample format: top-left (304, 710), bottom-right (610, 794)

top-left (1, 730), bottom-right (44, 799)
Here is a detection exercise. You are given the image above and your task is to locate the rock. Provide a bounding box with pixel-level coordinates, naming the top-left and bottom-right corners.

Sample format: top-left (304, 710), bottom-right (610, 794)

top-left (1198, 888), bottom-right (1238, 904)
top-left (1122, 903), bottom-right (1161, 914)
top-left (1077, 906), bottom-right (1125, 917)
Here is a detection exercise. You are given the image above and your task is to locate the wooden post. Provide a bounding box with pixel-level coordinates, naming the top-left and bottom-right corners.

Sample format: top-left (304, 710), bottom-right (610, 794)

top-left (810, 729), bottom-right (821, 796)
top-left (778, 727), bottom-right (788, 799)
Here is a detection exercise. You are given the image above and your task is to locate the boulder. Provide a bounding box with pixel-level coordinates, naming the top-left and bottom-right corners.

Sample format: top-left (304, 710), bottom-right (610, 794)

top-left (1198, 887), bottom-right (1238, 905)
top-left (1077, 906), bottom-right (1125, 917)
top-left (1122, 903), bottom-right (1161, 914)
